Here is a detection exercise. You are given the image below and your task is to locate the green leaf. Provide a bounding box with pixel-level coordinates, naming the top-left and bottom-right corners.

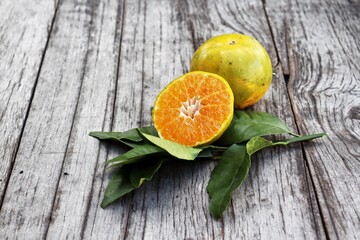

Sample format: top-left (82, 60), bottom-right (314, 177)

top-left (139, 132), bottom-right (203, 160)
top-left (130, 159), bottom-right (163, 188)
top-left (90, 129), bottom-right (143, 142)
top-left (207, 144), bottom-right (251, 218)
top-left (246, 132), bottom-right (327, 156)
top-left (106, 143), bottom-right (166, 168)
top-left (196, 148), bottom-right (214, 158)
top-left (195, 145), bottom-right (227, 159)
top-left (89, 126), bottom-right (158, 148)
top-left (246, 136), bottom-right (273, 156)
top-left (101, 158), bottom-right (164, 208)
top-left (139, 126), bottom-right (159, 136)
top-left (101, 165), bottom-right (135, 208)
top-left (216, 111), bottom-right (295, 146)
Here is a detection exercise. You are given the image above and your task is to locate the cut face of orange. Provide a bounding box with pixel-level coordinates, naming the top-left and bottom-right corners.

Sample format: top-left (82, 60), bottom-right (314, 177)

top-left (152, 71), bottom-right (234, 147)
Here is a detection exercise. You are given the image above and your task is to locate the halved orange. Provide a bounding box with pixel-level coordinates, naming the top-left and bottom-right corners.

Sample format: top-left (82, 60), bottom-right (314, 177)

top-left (152, 71), bottom-right (234, 147)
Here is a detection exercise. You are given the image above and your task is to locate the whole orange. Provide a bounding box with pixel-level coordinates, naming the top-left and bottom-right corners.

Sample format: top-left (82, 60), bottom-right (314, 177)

top-left (190, 33), bottom-right (272, 109)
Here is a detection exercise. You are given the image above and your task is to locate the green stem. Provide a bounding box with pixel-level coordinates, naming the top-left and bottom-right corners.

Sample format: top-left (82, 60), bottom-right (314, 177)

top-left (272, 132), bottom-right (328, 146)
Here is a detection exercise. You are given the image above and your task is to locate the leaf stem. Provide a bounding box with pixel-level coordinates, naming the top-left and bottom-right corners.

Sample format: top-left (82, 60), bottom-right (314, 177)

top-left (289, 132), bottom-right (301, 137)
top-left (272, 132), bottom-right (328, 146)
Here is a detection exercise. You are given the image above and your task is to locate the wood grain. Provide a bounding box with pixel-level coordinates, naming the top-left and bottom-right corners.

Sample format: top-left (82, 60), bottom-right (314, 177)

top-left (82, 0), bottom-right (197, 238)
top-left (0, 0), bottom-right (119, 238)
top-left (187, 0), bottom-right (325, 238)
top-left (265, 0), bottom-right (360, 238)
top-left (45, 0), bottom-right (124, 239)
top-left (229, 65), bottom-right (325, 239)
top-left (82, 0), bottom-right (149, 238)
top-left (83, 0), bottom-right (325, 239)
top-left (0, 0), bottom-right (357, 238)
top-left (0, 0), bottom-right (57, 205)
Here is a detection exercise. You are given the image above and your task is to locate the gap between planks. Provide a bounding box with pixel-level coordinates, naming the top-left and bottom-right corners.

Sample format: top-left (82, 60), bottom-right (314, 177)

top-left (42, 0), bottom-right (98, 237)
top-left (79, 0), bottom-right (128, 239)
top-left (260, 0), bottom-right (329, 238)
top-left (0, 0), bottom-right (61, 209)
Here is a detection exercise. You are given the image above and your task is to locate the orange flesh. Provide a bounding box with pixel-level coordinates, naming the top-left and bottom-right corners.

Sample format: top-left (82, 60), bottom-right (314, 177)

top-left (153, 72), bottom-right (233, 146)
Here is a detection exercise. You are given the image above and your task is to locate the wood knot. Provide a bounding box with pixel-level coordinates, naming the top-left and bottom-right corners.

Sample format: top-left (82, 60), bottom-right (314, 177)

top-left (348, 106), bottom-right (360, 120)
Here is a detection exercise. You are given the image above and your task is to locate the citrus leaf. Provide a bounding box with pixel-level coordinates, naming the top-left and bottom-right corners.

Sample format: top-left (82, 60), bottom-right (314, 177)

top-left (246, 136), bottom-right (273, 156)
top-left (101, 165), bottom-right (134, 208)
top-left (90, 126), bottom-right (157, 142)
top-left (130, 159), bottom-right (163, 188)
top-left (195, 145), bottom-right (227, 159)
top-left (246, 132), bottom-right (327, 156)
top-left (90, 130), bottom-right (142, 142)
top-left (216, 111), bottom-right (295, 146)
top-left (139, 132), bottom-right (202, 160)
top-left (106, 144), bottom-right (166, 169)
top-left (101, 158), bottom-right (164, 208)
top-left (207, 144), bottom-right (251, 218)
top-left (196, 148), bottom-right (214, 158)
top-left (139, 126), bottom-right (159, 136)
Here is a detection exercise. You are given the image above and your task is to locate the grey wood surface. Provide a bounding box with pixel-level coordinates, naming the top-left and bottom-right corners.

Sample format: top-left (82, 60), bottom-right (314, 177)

top-left (0, 0), bottom-right (57, 207)
top-left (266, 0), bottom-right (360, 238)
top-left (0, 0), bottom-right (359, 239)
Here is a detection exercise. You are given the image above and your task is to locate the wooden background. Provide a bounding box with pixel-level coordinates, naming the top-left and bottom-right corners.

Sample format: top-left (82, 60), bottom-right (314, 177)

top-left (0, 0), bottom-right (359, 239)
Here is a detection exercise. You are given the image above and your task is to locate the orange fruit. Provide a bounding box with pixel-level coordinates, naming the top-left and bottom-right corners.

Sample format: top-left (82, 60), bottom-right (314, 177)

top-left (152, 71), bottom-right (234, 147)
top-left (190, 33), bottom-right (272, 109)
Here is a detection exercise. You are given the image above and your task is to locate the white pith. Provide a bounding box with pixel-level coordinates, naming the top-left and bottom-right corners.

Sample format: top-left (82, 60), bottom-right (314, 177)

top-left (179, 96), bottom-right (201, 119)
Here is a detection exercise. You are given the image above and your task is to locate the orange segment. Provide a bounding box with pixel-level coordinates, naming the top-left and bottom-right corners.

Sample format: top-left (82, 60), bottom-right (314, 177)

top-left (199, 105), bottom-right (231, 124)
top-left (152, 71), bottom-right (234, 147)
top-left (200, 90), bottom-right (233, 106)
top-left (155, 90), bottom-right (182, 109)
top-left (162, 78), bottom-right (189, 102)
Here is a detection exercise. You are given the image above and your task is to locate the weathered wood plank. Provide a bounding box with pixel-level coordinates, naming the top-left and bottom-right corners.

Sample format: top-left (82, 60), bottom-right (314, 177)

top-left (44, 0), bottom-right (124, 239)
top-left (203, 2), bottom-right (324, 238)
top-left (83, 0), bottom-right (221, 238)
top-left (3, 0), bottom-right (355, 238)
top-left (0, 0), bottom-right (119, 238)
top-left (180, 0), bottom-right (325, 238)
top-left (82, 0), bottom-right (180, 238)
top-left (226, 65), bottom-right (325, 239)
top-left (82, 0), bottom-right (149, 239)
top-left (261, 0), bottom-right (290, 75)
top-left (265, 0), bottom-right (360, 238)
top-left (84, 0), bottom-right (325, 239)
top-left (0, 0), bottom-right (57, 205)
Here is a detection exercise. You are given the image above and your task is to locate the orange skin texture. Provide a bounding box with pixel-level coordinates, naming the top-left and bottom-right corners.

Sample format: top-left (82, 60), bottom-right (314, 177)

top-left (190, 34), bottom-right (272, 109)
